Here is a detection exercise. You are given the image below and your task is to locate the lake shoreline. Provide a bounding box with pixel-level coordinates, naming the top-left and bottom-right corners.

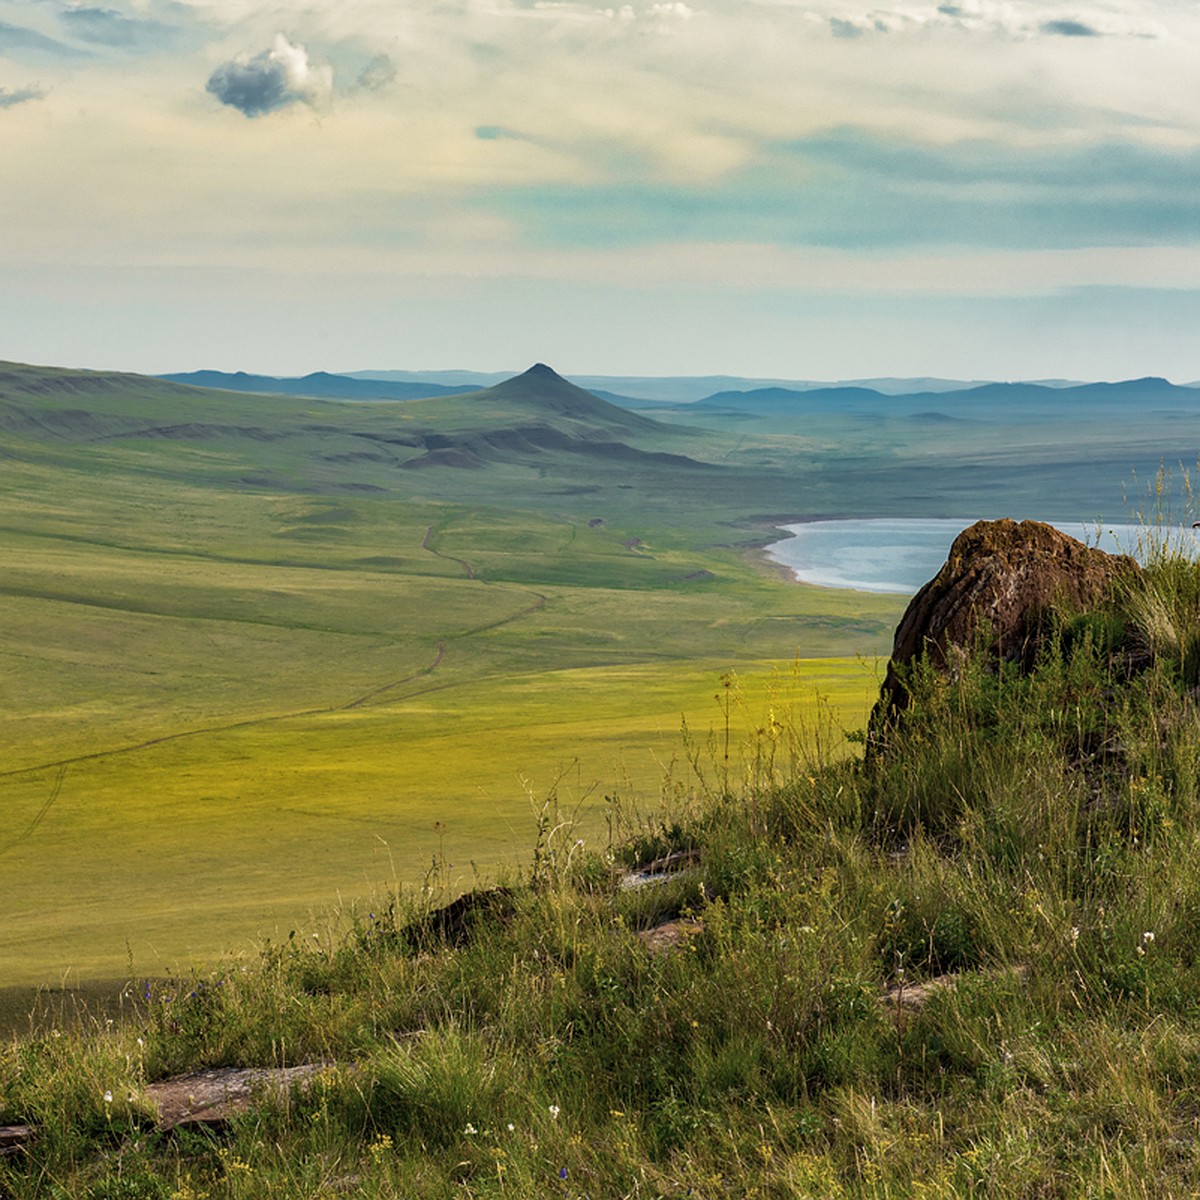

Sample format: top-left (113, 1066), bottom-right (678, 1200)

top-left (764, 518), bottom-right (1148, 595)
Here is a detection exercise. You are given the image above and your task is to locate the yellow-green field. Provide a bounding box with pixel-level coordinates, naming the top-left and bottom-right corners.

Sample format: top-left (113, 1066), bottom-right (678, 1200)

top-left (1, 656), bottom-right (882, 987)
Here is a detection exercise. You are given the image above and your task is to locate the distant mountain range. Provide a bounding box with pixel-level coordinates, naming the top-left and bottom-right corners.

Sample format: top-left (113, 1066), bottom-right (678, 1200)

top-left (160, 370), bottom-right (473, 402)
top-left (160, 367), bottom-right (1200, 417)
top-left (13, 356), bottom-right (1200, 526)
top-left (691, 376), bottom-right (1200, 420)
top-left (343, 371), bottom-right (1009, 403)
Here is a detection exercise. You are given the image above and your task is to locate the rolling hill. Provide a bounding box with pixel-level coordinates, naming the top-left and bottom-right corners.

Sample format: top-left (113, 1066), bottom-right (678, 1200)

top-left (0, 355), bottom-right (907, 989)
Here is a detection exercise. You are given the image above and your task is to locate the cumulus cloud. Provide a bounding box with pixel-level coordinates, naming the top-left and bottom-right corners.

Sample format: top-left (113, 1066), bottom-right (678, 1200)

top-left (648, 2), bottom-right (693, 18)
top-left (206, 34), bottom-right (331, 118)
top-left (0, 83), bottom-right (44, 107)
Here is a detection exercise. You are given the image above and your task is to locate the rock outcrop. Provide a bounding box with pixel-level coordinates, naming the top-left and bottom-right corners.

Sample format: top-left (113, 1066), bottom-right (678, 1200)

top-left (872, 519), bottom-right (1138, 729)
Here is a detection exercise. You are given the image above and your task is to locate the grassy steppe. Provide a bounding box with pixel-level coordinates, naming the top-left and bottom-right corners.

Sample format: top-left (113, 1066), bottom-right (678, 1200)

top-left (2, 656), bottom-right (880, 986)
top-left (0, 362), bottom-right (909, 986)
top-left (3, 358), bottom-right (1196, 989)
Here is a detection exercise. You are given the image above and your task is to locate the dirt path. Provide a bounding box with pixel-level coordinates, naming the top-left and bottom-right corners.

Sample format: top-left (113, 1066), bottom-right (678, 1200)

top-left (0, 766), bottom-right (68, 858)
top-left (0, 640), bottom-right (450, 788)
top-left (341, 641), bottom-right (446, 709)
top-left (0, 524), bottom-right (552, 840)
top-left (422, 523), bottom-right (477, 580)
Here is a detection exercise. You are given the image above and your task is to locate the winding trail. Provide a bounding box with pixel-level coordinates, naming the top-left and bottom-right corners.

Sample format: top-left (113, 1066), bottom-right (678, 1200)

top-left (341, 641), bottom-right (446, 709)
top-left (0, 641), bottom-right (450, 784)
top-left (420, 519), bottom-right (549, 635)
top-left (0, 519), bottom-right (555, 842)
top-left (422, 524), bottom-right (477, 580)
top-left (0, 765), bottom-right (68, 858)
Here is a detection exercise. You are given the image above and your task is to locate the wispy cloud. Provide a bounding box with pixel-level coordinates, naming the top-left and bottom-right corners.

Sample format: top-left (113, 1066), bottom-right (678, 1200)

top-left (468, 128), bottom-right (1200, 256)
top-left (0, 17), bottom-right (87, 59)
top-left (354, 53), bottom-right (395, 92)
top-left (0, 82), bottom-right (43, 106)
top-left (1040, 18), bottom-right (1099, 36)
top-left (821, 2), bottom-right (1155, 40)
top-left (59, 5), bottom-right (180, 50)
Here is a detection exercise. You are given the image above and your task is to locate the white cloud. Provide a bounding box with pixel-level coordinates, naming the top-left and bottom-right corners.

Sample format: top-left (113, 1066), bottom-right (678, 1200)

top-left (206, 33), bottom-right (331, 116)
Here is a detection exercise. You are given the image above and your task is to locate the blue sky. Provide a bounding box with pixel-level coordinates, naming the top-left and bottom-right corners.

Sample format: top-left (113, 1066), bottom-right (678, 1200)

top-left (2, 0), bottom-right (1199, 379)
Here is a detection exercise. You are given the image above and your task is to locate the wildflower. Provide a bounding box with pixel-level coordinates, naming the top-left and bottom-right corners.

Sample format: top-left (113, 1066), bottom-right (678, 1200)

top-left (464, 1123), bottom-right (478, 1135)
top-left (103, 1090), bottom-right (113, 1104)
top-left (559, 1166), bottom-right (569, 1180)
top-left (1143, 931), bottom-right (1156, 943)
top-left (1070, 926), bottom-right (1080, 944)
top-left (549, 1104), bottom-right (560, 1120)
top-left (507, 1122), bottom-right (515, 1132)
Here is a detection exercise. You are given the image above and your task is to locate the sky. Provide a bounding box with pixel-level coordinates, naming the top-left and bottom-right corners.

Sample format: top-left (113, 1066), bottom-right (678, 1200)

top-left (3, 0), bottom-right (1200, 380)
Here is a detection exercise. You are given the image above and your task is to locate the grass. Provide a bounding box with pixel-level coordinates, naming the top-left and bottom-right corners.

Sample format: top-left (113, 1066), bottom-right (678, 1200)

top-left (0, 408), bottom-right (901, 986)
top-left (0, 356), bottom-right (1192, 998)
top-left (10, 360), bottom-right (1200, 1192)
top-left (8, 547), bottom-right (1200, 1196)
top-left (0, 655), bottom-right (880, 987)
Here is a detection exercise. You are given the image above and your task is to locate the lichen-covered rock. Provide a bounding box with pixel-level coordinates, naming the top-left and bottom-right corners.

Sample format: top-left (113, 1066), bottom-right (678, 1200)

top-left (872, 518), bottom-right (1138, 726)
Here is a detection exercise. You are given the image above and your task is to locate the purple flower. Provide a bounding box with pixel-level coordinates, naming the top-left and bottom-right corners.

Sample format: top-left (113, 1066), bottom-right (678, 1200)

top-left (559, 1167), bottom-right (568, 1180)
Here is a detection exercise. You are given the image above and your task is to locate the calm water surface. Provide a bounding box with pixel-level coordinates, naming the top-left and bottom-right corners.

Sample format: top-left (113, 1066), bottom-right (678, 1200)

top-left (765, 519), bottom-right (1154, 595)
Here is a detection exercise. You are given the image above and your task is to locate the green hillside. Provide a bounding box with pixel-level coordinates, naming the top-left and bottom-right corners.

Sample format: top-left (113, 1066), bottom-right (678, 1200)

top-left (4, 355), bottom-right (1199, 990)
top-left (0, 360), bottom-right (903, 989)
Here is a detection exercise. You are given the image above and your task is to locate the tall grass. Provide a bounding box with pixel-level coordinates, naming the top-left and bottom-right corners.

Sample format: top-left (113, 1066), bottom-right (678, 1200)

top-left (9, 552), bottom-right (1200, 1196)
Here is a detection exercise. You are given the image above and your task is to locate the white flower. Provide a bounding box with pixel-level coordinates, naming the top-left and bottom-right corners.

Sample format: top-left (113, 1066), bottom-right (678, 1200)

top-left (549, 1104), bottom-right (560, 1120)
top-left (1143, 931), bottom-right (1155, 943)
top-left (103, 1090), bottom-right (113, 1104)
top-left (507, 1122), bottom-right (515, 1132)
top-left (464, 1123), bottom-right (477, 1135)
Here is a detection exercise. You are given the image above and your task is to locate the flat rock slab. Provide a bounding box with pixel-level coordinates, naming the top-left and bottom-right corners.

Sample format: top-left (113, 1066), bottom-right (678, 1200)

top-left (0, 1124), bottom-right (34, 1157)
top-left (882, 974), bottom-right (958, 1015)
top-left (146, 1064), bottom-right (327, 1130)
top-left (637, 918), bottom-right (704, 955)
top-left (620, 848), bottom-right (701, 891)
top-left (882, 964), bottom-right (1029, 1027)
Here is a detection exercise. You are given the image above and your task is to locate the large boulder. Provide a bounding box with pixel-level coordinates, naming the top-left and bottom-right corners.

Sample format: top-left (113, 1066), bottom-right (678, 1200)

top-left (872, 519), bottom-right (1138, 727)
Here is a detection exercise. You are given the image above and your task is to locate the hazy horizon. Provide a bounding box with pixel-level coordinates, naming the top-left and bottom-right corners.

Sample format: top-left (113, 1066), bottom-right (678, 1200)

top-left (4, 0), bottom-right (1200, 380)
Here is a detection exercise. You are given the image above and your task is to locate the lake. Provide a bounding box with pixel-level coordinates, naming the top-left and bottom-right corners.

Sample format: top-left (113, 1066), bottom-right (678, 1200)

top-left (764, 519), bottom-right (1155, 595)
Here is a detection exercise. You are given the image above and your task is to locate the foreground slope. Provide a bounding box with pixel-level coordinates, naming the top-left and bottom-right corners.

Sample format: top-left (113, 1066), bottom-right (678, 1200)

top-left (6, 545), bottom-right (1200, 1197)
